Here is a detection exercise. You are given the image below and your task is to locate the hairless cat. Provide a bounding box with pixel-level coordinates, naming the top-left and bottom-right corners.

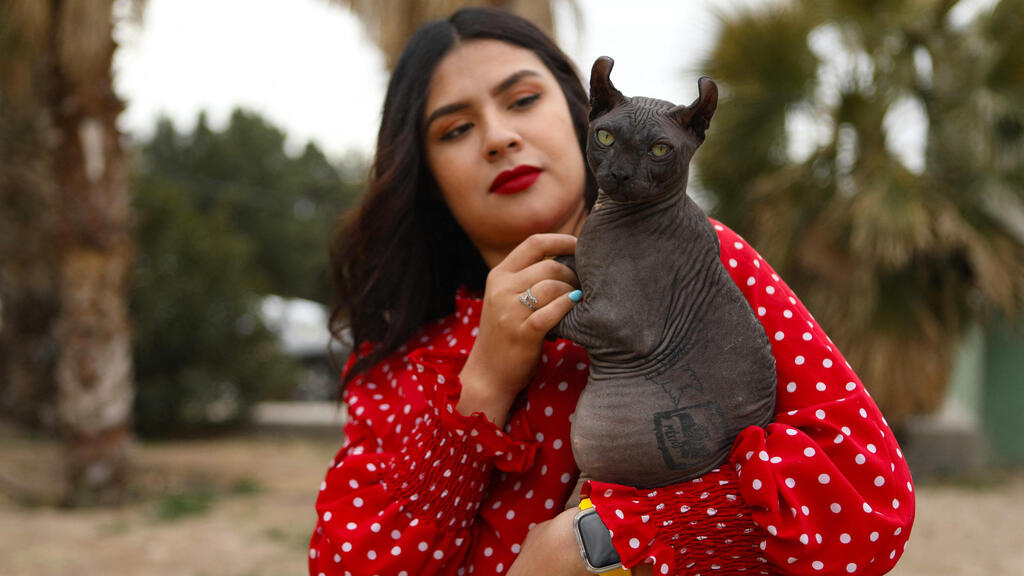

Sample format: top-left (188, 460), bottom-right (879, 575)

top-left (555, 57), bottom-right (777, 506)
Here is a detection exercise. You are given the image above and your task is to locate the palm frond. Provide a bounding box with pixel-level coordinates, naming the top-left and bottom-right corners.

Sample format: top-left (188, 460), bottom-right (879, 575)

top-left (699, 3), bottom-right (819, 231)
top-left (699, 0), bottom-right (1024, 422)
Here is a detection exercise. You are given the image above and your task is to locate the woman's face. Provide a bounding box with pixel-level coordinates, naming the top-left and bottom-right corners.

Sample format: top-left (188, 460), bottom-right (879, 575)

top-left (423, 39), bottom-right (586, 267)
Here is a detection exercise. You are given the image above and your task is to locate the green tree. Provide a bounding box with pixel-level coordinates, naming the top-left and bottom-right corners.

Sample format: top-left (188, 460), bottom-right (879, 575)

top-left (698, 0), bottom-right (1024, 423)
top-left (131, 160), bottom-right (298, 437)
top-left (138, 111), bottom-right (362, 303)
top-left (130, 112), bottom-right (364, 435)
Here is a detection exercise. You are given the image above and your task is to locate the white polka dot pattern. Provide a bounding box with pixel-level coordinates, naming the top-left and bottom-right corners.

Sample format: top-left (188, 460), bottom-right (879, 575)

top-left (308, 221), bottom-right (914, 576)
top-left (675, 221), bottom-right (912, 575)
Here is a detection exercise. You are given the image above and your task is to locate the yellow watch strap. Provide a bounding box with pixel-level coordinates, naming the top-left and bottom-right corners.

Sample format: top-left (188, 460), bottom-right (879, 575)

top-left (577, 498), bottom-right (632, 575)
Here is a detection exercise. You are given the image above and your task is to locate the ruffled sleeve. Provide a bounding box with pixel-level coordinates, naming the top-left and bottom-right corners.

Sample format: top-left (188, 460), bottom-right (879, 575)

top-left (407, 346), bottom-right (539, 475)
top-left (309, 325), bottom-right (539, 575)
top-left (587, 221), bottom-right (915, 576)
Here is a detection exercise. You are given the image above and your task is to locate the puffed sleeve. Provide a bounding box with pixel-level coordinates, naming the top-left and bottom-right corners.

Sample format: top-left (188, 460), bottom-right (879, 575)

top-left (308, 338), bottom-right (538, 576)
top-left (586, 221), bottom-right (915, 576)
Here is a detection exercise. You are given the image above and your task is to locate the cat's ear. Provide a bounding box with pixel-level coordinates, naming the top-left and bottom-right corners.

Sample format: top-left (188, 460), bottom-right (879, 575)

top-left (589, 56), bottom-right (627, 121)
top-left (670, 76), bottom-right (718, 143)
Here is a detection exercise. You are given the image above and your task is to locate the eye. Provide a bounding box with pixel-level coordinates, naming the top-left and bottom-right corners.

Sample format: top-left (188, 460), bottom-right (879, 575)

top-left (596, 129), bottom-right (615, 146)
top-left (650, 143), bottom-right (672, 157)
top-left (510, 94), bottom-right (540, 109)
top-left (440, 123), bottom-right (473, 141)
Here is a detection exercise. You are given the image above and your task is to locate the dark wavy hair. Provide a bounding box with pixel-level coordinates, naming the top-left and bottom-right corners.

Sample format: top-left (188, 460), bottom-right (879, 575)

top-left (329, 7), bottom-right (597, 389)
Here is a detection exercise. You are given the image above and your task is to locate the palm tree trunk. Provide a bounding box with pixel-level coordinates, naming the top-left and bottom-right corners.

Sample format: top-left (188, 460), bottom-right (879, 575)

top-left (52, 0), bottom-right (134, 507)
top-left (0, 117), bottom-right (61, 430)
top-left (0, 0), bottom-right (134, 506)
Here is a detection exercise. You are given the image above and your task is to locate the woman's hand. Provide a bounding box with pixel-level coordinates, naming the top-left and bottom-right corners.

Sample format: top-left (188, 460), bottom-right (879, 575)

top-left (457, 233), bottom-right (580, 427)
top-left (509, 507), bottom-right (656, 576)
top-left (508, 508), bottom-right (589, 576)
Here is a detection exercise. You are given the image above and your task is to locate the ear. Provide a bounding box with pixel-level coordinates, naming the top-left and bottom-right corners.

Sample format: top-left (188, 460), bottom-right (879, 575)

top-left (589, 56), bottom-right (627, 121)
top-left (669, 76), bottom-right (718, 142)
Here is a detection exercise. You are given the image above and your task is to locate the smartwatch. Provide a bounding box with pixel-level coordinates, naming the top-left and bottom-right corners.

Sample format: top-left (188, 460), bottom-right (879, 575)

top-left (573, 498), bottom-right (632, 575)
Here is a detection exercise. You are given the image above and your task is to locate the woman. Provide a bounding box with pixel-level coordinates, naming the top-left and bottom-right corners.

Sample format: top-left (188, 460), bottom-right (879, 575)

top-left (310, 7), bottom-right (914, 576)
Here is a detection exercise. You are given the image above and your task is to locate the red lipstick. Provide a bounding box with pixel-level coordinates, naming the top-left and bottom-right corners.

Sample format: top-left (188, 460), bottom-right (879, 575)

top-left (489, 165), bottom-right (542, 195)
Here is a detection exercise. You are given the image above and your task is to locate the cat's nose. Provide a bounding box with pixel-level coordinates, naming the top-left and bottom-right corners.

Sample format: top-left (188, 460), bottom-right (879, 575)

top-left (612, 170), bottom-right (630, 184)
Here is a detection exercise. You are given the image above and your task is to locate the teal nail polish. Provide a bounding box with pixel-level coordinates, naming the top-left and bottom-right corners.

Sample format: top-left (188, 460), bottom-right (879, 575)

top-left (568, 290), bottom-right (583, 303)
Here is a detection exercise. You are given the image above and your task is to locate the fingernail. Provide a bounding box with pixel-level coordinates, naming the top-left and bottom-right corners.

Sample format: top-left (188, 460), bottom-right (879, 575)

top-left (568, 290), bottom-right (583, 303)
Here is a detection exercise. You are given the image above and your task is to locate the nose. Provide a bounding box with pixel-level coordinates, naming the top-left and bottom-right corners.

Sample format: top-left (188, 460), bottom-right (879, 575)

top-left (484, 117), bottom-right (521, 161)
top-left (612, 169), bottom-right (630, 185)
top-left (487, 139), bottom-right (519, 159)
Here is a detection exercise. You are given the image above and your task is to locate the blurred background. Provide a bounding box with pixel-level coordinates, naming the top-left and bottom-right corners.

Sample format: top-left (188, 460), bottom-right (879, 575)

top-left (1, 0), bottom-right (1022, 574)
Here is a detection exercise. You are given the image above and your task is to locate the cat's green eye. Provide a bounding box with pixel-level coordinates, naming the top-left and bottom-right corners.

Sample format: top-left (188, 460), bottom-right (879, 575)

top-left (596, 129), bottom-right (615, 146)
top-left (650, 143), bottom-right (671, 157)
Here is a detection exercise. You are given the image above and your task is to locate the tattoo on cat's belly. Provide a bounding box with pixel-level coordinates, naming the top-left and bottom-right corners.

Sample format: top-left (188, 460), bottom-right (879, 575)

top-left (654, 401), bottom-right (727, 471)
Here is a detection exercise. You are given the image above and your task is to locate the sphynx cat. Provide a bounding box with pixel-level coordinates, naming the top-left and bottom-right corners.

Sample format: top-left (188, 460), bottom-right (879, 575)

top-left (555, 57), bottom-right (777, 506)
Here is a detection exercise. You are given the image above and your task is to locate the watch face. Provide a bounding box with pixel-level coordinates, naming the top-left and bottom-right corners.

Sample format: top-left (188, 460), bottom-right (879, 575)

top-left (576, 511), bottom-right (622, 570)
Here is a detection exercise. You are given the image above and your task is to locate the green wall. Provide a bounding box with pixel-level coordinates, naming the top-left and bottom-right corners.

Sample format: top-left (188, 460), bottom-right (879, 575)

top-left (982, 318), bottom-right (1024, 466)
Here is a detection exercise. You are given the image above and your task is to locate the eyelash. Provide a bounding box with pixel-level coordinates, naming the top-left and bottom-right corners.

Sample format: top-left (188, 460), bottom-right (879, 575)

top-left (439, 93), bottom-right (541, 141)
top-left (440, 124), bottom-right (472, 141)
top-left (512, 93), bottom-right (540, 108)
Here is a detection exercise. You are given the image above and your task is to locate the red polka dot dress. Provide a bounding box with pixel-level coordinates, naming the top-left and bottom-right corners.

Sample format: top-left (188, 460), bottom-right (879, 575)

top-left (309, 221), bottom-right (915, 576)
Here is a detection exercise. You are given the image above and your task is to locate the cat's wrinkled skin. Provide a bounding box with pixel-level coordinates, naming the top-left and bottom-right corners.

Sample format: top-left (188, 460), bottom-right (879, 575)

top-left (555, 57), bottom-right (777, 506)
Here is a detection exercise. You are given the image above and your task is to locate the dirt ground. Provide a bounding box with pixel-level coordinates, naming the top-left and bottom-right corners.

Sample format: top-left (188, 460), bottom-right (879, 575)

top-left (1, 420), bottom-right (1022, 576)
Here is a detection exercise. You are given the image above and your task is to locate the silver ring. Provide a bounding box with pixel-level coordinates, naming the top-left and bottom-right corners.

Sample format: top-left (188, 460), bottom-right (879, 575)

top-left (518, 288), bottom-right (538, 311)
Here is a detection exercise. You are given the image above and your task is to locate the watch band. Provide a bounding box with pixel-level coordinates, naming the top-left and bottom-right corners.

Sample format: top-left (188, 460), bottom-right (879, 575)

top-left (574, 498), bottom-right (632, 575)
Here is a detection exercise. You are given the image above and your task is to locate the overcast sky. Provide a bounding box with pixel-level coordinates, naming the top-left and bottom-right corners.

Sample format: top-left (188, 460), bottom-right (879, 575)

top-left (114, 0), bottom-right (757, 160)
top-left (113, 0), bottom-right (996, 170)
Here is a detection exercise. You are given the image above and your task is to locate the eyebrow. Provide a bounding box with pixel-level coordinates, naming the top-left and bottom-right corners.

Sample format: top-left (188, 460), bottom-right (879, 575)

top-left (423, 69), bottom-right (543, 131)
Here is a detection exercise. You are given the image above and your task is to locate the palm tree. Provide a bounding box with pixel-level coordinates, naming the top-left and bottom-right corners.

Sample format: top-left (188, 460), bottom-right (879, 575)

top-left (0, 0), bottom-right (135, 506)
top-left (0, 4), bottom-right (61, 432)
top-left (337, 0), bottom-right (572, 70)
top-left (697, 0), bottom-right (1024, 424)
